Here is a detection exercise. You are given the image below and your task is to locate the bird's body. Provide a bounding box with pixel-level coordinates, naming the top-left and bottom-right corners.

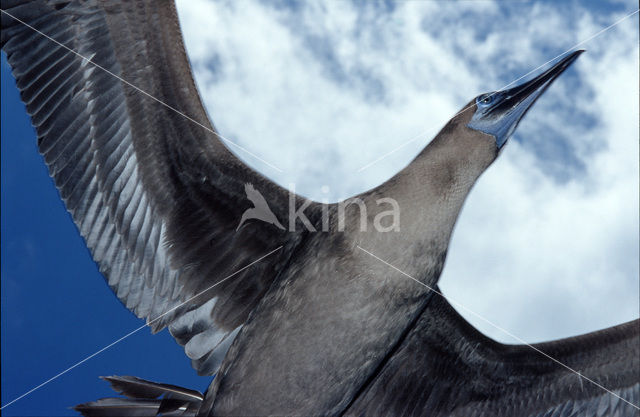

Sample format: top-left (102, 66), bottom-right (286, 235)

top-left (1, 1), bottom-right (638, 416)
top-left (210, 102), bottom-right (500, 415)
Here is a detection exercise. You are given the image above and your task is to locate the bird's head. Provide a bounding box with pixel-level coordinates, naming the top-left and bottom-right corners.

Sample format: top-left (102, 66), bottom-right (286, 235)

top-left (420, 50), bottom-right (584, 193)
top-left (405, 49), bottom-right (584, 225)
top-left (467, 49), bottom-right (584, 150)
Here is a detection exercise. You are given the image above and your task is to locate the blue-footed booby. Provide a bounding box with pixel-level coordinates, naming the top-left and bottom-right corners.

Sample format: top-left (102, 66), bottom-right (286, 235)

top-left (1, 1), bottom-right (638, 416)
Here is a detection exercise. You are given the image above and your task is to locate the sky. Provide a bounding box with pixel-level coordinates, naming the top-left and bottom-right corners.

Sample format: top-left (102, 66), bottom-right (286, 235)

top-left (1, 0), bottom-right (639, 415)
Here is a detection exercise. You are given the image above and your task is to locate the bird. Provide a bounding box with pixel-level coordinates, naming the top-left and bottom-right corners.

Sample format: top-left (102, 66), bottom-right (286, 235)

top-left (236, 183), bottom-right (286, 231)
top-left (1, 1), bottom-right (638, 416)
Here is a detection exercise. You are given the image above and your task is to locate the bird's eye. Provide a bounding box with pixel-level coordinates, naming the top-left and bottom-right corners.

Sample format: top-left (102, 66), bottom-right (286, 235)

top-left (478, 94), bottom-right (493, 105)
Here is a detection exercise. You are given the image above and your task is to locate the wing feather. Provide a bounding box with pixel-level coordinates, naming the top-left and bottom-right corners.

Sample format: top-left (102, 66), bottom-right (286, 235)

top-left (1, 0), bottom-right (315, 375)
top-left (345, 289), bottom-right (639, 416)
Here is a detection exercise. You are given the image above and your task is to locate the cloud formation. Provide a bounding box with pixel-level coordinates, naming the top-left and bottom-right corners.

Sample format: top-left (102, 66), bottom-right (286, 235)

top-left (176, 0), bottom-right (639, 343)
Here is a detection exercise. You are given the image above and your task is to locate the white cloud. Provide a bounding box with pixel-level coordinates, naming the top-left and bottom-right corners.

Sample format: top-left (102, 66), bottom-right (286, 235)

top-left (175, 0), bottom-right (638, 343)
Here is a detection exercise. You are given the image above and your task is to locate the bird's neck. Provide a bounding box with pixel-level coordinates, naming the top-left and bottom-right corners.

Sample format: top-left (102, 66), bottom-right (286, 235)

top-left (350, 129), bottom-right (496, 287)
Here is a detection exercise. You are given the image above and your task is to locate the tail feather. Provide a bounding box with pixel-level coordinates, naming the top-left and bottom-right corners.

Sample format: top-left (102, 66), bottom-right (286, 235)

top-left (102, 375), bottom-right (203, 402)
top-left (74, 376), bottom-right (203, 417)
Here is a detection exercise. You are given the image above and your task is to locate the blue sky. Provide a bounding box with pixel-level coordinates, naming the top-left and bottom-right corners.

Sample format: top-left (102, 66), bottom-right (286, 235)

top-left (2, 1), bottom-right (638, 416)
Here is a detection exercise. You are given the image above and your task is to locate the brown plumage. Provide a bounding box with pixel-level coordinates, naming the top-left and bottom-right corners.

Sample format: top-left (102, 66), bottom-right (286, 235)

top-left (1, 1), bottom-right (637, 416)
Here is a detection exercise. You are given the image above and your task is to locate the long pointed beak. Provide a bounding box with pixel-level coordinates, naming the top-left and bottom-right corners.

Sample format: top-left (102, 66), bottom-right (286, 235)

top-left (468, 50), bottom-right (584, 148)
top-left (491, 50), bottom-right (584, 119)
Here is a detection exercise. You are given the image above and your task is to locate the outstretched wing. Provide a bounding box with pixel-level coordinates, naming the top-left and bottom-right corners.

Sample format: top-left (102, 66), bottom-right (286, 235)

top-left (1, 0), bottom-right (318, 376)
top-left (346, 289), bottom-right (639, 416)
